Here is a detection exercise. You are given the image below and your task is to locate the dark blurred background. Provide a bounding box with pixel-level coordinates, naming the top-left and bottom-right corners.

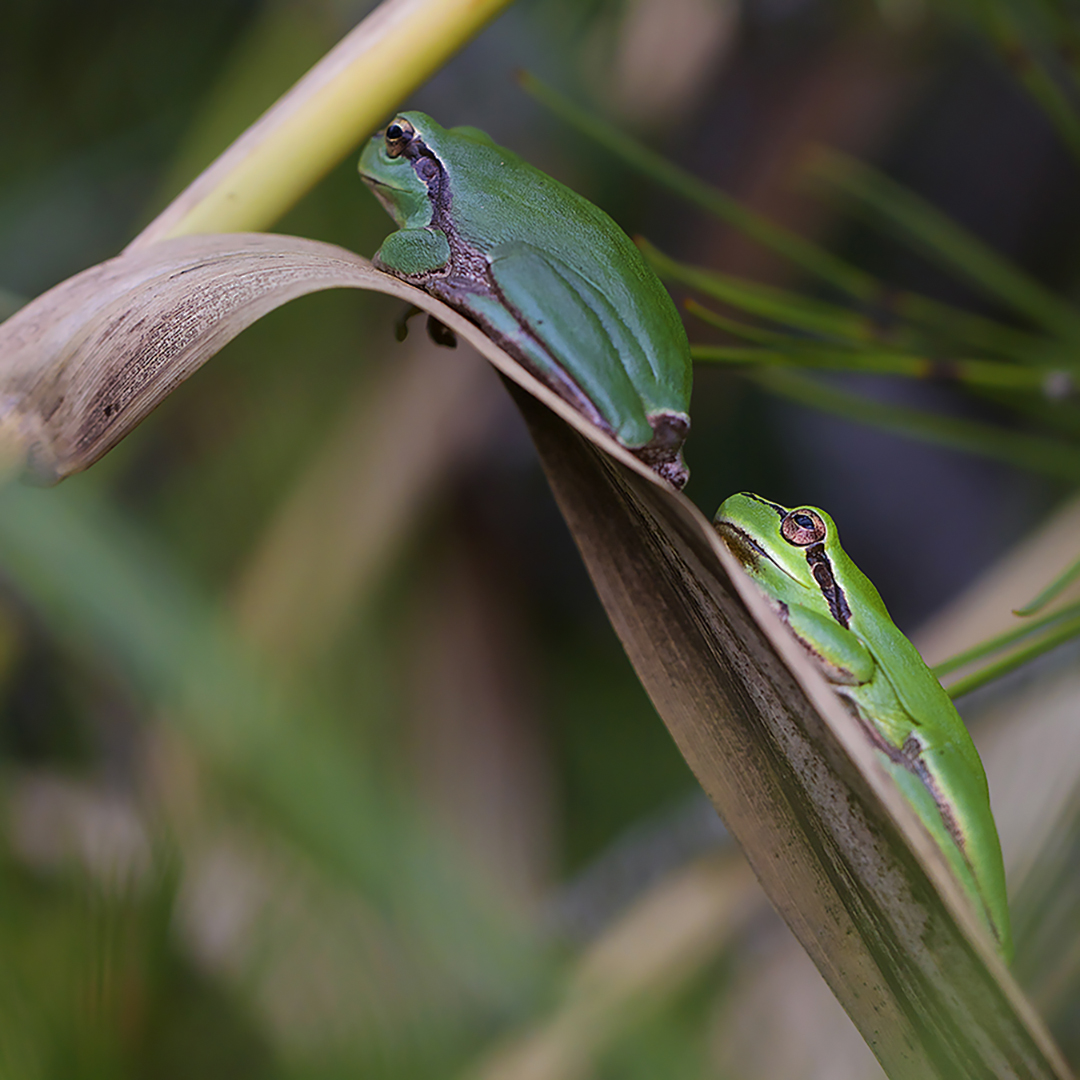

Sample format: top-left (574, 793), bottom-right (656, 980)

top-left (0, 0), bottom-right (1077, 1076)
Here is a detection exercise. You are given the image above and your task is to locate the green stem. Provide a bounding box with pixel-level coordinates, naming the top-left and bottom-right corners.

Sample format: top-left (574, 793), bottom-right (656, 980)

top-left (1014, 555), bottom-right (1080, 615)
top-left (685, 299), bottom-right (849, 348)
top-left (945, 613), bottom-right (1080, 699)
top-left (131, 0), bottom-right (515, 246)
top-left (932, 598), bottom-right (1080, 676)
top-left (747, 367), bottom-right (1080, 481)
top-left (693, 344), bottom-right (1060, 392)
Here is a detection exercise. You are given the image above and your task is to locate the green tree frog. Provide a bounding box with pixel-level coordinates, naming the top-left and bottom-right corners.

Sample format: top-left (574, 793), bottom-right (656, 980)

top-left (358, 112), bottom-right (693, 488)
top-left (714, 492), bottom-right (1012, 960)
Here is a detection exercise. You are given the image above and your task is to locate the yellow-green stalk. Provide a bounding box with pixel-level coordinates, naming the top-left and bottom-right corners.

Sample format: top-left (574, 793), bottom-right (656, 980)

top-left (129, 0), bottom-right (514, 248)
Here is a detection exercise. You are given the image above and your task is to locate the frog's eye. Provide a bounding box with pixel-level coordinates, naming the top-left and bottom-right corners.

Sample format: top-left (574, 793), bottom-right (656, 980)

top-left (384, 117), bottom-right (416, 158)
top-left (781, 509), bottom-right (826, 546)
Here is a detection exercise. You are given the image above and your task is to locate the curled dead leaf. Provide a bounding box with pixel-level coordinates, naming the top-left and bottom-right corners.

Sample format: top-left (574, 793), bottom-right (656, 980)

top-left (0, 232), bottom-right (643, 485)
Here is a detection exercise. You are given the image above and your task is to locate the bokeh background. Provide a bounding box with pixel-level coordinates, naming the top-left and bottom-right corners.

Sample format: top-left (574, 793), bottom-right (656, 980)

top-left (1, 0), bottom-right (1079, 1076)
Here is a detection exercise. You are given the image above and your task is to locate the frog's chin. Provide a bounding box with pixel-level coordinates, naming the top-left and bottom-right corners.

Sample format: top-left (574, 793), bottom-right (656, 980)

top-left (361, 177), bottom-right (413, 220)
top-left (361, 175), bottom-right (409, 193)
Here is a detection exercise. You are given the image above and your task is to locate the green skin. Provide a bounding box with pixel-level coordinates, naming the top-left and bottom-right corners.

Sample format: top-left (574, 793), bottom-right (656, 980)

top-left (714, 492), bottom-right (1012, 961)
top-left (358, 112), bottom-right (693, 488)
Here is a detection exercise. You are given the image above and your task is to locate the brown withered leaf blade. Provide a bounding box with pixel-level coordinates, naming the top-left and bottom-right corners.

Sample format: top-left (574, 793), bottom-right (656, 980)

top-left (0, 232), bottom-right (594, 483)
top-left (509, 386), bottom-right (1072, 1080)
top-left (0, 232), bottom-right (638, 485)
top-left (0, 232), bottom-right (1070, 1078)
top-left (0, 235), bottom-right (360, 478)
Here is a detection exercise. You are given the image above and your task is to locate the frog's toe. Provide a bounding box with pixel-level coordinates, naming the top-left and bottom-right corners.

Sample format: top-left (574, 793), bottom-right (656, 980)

top-left (632, 411), bottom-right (690, 488)
top-left (650, 453), bottom-right (689, 490)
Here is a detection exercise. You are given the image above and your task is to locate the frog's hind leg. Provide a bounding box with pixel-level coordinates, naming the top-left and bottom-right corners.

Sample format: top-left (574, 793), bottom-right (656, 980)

top-left (485, 243), bottom-right (656, 450)
top-left (450, 288), bottom-right (613, 434)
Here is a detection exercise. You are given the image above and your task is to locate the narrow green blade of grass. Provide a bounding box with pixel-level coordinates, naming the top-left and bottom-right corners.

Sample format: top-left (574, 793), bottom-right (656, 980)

top-left (747, 367), bottom-right (1080, 481)
top-left (643, 241), bottom-right (879, 342)
top-left (518, 71), bottom-right (875, 301)
top-left (809, 151), bottom-right (1080, 346)
top-left (966, 0), bottom-right (1080, 164)
top-left (1014, 555), bottom-right (1080, 615)
top-left (889, 291), bottom-right (1068, 364)
top-left (684, 298), bottom-right (811, 347)
top-left (945, 612), bottom-right (1080, 699)
top-left (693, 342), bottom-right (1056, 392)
top-left (933, 598), bottom-right (1080, 677)
top-left (694, 344), bottom-right (934, 377)
top-left (521, 72), bottom-right (1059, 365)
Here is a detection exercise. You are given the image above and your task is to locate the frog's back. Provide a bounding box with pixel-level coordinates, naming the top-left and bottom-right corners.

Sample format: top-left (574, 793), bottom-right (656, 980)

top-left (424, 121), bottom-right (691, 409)
top-left (431, 125), bottom-right (647, 273)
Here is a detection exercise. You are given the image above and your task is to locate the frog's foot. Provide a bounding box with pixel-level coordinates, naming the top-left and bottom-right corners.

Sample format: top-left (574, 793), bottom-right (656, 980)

top-left (647, 453), bottom-right (689, 490)
top-left (634, 411), bottom-right (690, 489)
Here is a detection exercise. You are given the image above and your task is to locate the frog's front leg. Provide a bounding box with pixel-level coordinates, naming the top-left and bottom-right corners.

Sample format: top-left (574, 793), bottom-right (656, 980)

top-left (781, 601), bottom-right (913, 747)
top-left (374, 228), bottom-right (451, 278)
top-left (781, 600), bottom-right (874, 684)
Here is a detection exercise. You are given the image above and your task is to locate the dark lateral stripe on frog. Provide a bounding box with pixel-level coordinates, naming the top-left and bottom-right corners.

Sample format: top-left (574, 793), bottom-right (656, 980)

top-left (714, 521), bottom-right (783, 574)
top-left (858, 719), bottom-right (1004, 948)
top-left (900, 734), bottom-right (970, 857)
top-left (403, 135), bottom-right (445, 187)
top-left (804, 546), bottom-right (853, 630)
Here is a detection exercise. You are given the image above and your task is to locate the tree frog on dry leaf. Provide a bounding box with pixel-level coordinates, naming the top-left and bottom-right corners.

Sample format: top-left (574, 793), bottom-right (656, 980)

top-left (359, 112), bottom-right (693, 488)
top-left (715, 492), bottom-right (1012, 960)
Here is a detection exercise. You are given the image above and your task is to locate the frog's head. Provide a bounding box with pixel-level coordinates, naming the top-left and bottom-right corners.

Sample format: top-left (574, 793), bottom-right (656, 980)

top-left (358, 112), bottom-right (444, 228)
top-left (714, 492), bottom-right (841, 595)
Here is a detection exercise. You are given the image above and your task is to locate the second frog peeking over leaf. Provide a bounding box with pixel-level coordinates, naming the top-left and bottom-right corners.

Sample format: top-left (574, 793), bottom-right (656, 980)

top-left (358, 112), bottom-right (693, 488)
top-left (715, 493), bottom-right (1012, 961)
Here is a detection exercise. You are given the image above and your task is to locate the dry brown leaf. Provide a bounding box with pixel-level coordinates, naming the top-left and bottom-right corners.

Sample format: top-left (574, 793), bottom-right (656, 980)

top-left (0, 233), bottom-right (603, 483)
top-left (511, 385), bottom-right (1070, 1080)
